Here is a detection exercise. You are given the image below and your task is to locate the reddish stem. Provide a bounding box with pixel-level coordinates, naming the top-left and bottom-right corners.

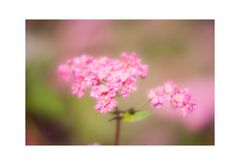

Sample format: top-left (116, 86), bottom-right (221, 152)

top-left (114, 107), bottom-right (121, 145)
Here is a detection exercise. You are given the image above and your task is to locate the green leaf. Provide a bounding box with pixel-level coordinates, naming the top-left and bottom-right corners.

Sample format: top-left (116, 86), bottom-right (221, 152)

top-left (122, 111), bottom-right (150, 122)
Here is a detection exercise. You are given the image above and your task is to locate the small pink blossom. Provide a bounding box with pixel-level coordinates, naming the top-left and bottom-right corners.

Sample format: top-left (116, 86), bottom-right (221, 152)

top-left (57, 64), bottom-right (71, 81)
top-left (147, 87), bottom-right (165, 108)
top-left (95, 96), bottom-right (117, 113)
top-left (58, 52), bottom-right (148, 113)
top-left (147, 81), bottom-right (196, 116)
top-left (162, 80), bottom-right (179, 101)
top-left (71, 78), bottom-right (87, 98)
top-left (121, 52), bottom-right (148, 78)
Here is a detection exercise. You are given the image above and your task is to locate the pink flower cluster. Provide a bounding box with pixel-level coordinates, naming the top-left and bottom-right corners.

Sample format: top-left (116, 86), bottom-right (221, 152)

top-left (58, 52), bottom-right (148, 113)
top-left (147, 81), bottom-right (196, 116)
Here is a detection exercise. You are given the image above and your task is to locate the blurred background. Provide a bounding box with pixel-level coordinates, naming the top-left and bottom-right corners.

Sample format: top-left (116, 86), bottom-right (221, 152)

top-left (26, 20), bottom-right (214, 145)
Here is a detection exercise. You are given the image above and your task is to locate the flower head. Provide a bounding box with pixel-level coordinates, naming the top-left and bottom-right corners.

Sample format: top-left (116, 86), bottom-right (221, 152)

top-left (147, 81), bottom-right (196, 116)
top-left (58, 52), bottom-right (148, 113)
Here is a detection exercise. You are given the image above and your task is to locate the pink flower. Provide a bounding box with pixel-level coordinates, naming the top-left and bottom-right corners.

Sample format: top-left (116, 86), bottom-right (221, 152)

top-left (58, 52), bottom-right (148, 113)
top-left (162, 80), bottom-right (179, 101)
top-left (57, 64), bottom-right (71, 81)
top-left (147, 81), bottom-right (196, 116)
top-left (121, 52), bottom-right (148, 78)
top-left (171, 88), bottom-right (196, 116)
top-left (147, 87), bottom-right (165, 108)
top-left (71, 78), bottom-right (87, 98)
top-left (95, 96), bottom-right (117, 113)
top-left (90, 84), bottom-right (116, 98)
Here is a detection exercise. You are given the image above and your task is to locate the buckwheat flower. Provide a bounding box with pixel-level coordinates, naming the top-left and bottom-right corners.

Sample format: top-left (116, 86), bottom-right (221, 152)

top-left (90, 84), bottom-right (116, 99)
top-left (121, 52), bottom-right (148, 78)
top-left (119, 76), bottom-right (137, 97)
top-left (147, 81), bottom-right (196, 116)
top-left (58, 52), bottom-right (148, 113)
top-left (181, 100), bottom-right (196, 116)
top-left (171, 88), bottom-right (196, 116)
top-left (90, 84), bottom-right (118, 113)
top-left (95, 96), bottom-right (117, 113)
top-left (71, 55), bottom-right (93, 66)
top-left (147, 87), bottom-right (165, 108)
top-left (162, 80), bottom-right (179, 101)
top-left (137, 64), bottom-right (148, 79)
top-left (58, 64), bottom-right (71, 81)
top-left (71, 78), bottom-right (87, 98)
top-left (171, 88), bottom-right (190, 108)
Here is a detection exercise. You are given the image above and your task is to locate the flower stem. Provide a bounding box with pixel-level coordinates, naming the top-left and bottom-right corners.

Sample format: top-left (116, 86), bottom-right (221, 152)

top-left (114, 107), bottom-right (121, 145)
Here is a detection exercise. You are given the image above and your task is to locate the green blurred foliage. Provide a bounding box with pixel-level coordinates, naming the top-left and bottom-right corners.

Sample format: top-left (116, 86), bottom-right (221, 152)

top-left (26, 58), bottom-right (66, 120)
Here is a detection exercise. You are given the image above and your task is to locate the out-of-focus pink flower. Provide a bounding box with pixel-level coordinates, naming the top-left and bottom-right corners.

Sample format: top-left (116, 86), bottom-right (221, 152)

top-left (147, 81), bottom-right (196, 116)
top-left (56, 21), bottom-right (109, 57)
top-left (151, 78), bottom-right (213, 133)
top-left (58, 52), bottom-right (148, 113)
top-left (182, 78), bottom-right (214, 132)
